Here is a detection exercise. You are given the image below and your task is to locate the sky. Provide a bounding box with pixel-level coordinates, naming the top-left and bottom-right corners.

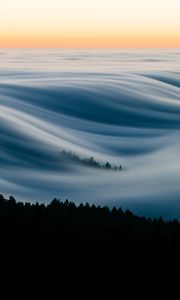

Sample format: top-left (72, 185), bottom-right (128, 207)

top-left (0, 0), bottom-right (180, 48)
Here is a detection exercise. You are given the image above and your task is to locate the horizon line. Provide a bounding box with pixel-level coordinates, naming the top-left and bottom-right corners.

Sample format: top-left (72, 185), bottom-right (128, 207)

top-left (1, 46), bottom-right (180, 50)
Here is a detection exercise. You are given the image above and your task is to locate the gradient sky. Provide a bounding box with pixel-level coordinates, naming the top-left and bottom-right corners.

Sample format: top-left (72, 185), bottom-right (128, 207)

top-left (0, 0), bottom-right (180, 48)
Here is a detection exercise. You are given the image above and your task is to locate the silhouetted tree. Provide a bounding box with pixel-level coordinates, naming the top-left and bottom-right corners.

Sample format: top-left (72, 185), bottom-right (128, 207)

top-left (104, 162), bottom-right (111, 169)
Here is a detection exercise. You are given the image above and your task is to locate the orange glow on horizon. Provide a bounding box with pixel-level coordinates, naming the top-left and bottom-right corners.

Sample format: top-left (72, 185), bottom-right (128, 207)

top-left (0, 0), bottom-right (180, 48)
top-left (1, 33), bottom-right (180, 49)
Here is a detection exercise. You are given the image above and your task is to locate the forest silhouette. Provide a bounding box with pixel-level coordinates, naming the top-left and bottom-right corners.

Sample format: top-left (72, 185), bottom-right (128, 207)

top-left (60, 150), bottom-right (123, 170)
top-left (0, 194), bottom-right (180, 278)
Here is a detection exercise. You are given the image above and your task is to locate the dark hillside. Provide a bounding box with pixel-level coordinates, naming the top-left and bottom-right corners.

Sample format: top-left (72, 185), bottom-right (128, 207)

top-left (0, 194), bottom-right (180, 280)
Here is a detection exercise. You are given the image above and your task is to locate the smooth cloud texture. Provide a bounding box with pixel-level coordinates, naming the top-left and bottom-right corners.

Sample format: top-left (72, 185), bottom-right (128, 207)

top-left (1, 49), bottom-right (180, 219)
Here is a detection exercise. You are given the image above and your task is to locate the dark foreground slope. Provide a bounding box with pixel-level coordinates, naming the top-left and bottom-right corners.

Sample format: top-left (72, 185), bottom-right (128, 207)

top-left (0, 194), bottom-right (180, 280)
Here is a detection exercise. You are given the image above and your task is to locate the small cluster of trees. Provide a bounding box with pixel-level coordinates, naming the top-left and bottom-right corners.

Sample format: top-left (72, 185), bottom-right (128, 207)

top-left (61, 150), bottom-right (123, 171)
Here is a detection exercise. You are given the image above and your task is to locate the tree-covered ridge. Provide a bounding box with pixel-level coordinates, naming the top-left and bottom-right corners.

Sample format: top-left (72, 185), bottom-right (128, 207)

top-left (1, 194), bottom-right (180, 278)
top-left (60, 150), bottom-right (124, 170)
